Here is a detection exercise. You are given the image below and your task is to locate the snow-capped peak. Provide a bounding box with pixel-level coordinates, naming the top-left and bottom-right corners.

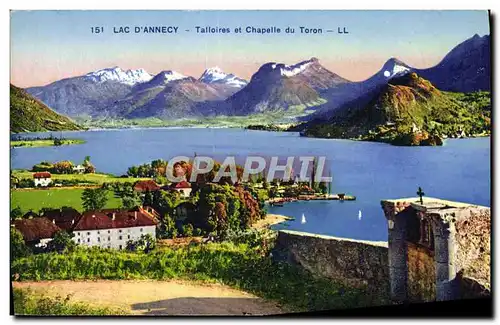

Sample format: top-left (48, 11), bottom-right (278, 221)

top-left (199, 67), bottom-right (247, 88)
top-left (85, 66), bottom-right (153, 85)
top-left (270, 58), bottom-right (318, 77)
top-left (382, 58), bottom-right (411, 79)
top-left (157, 70), bottom-right (188, 82)
top-left (200, 67), bottom-right (226, 82)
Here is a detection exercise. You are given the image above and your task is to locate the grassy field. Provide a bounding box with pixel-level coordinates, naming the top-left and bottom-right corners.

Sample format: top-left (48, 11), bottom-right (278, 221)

top-left (12, 170), bottom-right (150, 184)
top-left (10, 139), bottom-right (85, 148)
top-left (11, 188), bottom-right (122, 212)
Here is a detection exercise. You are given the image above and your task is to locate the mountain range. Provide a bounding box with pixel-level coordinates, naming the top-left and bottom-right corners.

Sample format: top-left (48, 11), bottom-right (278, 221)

top-left (22, 34), bottom-right (490, 123)
top-left (296, 71), bottom-right (491, 146)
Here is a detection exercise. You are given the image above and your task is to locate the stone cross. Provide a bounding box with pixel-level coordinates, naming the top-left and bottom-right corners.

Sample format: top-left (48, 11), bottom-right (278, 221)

top-left (417, 187), bottom-right (425, 204)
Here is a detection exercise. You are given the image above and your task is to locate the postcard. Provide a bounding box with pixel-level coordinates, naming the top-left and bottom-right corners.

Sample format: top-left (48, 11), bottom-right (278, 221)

top-left (9, 10), bottom-right (491, 317)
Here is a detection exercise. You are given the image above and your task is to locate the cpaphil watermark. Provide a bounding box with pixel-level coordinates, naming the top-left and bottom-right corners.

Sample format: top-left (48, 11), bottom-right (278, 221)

top-left (164, 155), bottom-right (332, 184)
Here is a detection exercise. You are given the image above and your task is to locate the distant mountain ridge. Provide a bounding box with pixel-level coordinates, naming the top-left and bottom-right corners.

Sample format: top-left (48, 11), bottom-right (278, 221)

top-left (23, 34), bottom-right (490, 122)
top-left (26, 66), bottom-right (248, 119)
top-left (415, 34), bottom-right (490, 92)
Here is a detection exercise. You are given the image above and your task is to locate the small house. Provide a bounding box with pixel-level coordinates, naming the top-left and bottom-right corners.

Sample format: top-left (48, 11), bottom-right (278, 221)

top-left (12, 217), bottom-right (61, 248)
top-left (170, 180), bottom-right (192, 198)
top-left (72, 165), bottom-right (86, 174)
top-left (33, 172), bottom-right (52, 187)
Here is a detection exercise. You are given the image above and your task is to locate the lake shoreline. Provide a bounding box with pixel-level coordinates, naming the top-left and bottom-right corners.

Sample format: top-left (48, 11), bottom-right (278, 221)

top-left (252, 214), bottom-right (294, 230)
top-left (10, 139), bottom-right (86, 148)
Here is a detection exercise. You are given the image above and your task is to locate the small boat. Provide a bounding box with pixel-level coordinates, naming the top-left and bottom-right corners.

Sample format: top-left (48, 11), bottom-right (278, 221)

top-left (358, 210), bottom-right (362, 220)
top-left (301, 213), bottom-right (307, 224)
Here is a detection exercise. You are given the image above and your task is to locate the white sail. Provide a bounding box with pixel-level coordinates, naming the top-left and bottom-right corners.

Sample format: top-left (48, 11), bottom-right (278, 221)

top-left (301, 213), bottom-right (306, 224)
top-left (358, 210), bottom-right (362, 220)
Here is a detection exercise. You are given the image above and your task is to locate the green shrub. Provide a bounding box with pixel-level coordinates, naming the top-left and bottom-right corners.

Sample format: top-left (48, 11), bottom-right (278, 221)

top-left (182, 224), bottom-right (194, 237)
top-left (12, 288), bottom-right (123, 315)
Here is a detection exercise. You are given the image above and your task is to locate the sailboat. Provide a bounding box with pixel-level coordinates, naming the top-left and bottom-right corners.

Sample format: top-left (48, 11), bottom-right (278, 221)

top-left (358, 210), bottom-right (362, 220)
top-left (301, 213), bottom-right (307, 224)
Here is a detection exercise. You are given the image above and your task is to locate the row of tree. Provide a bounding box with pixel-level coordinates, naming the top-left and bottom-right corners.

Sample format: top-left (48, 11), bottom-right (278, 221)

top-left (32, 156), bottom-right (96, 174)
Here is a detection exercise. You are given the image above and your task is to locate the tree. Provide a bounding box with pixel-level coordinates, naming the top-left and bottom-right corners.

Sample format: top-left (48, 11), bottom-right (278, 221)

top-left (126, 234), bottom-right (156, 253)
top-left (120, 190), bottom-right (142, 210)
top-left (53, 138), bottom-right (63, 146)
top-left (83, 156), bottom-right (96, 174)
top-left (268, 187), bottom-right (278, 199)
top-left (151, 159), bottom-right (167, 177)
top-left (11, 172), bottom-right (19, 189)
top-left (318, 182), bottom-right (328, 195)
top-left (81, 188), bottom-right (108, 211)
top-left (32, 161), bottom-right (53, 172)
top-left (151, 190), bottom-right (182, 216)
top-left (52, 160), bottom-right (74, 174)
top-left (213, 202), bottom-right (228, 238)
top-left (127, 166), bottom-right (139, 177)
top-left (10, 227), bottom-right (30, 259)
top-left (46, 230), bottom-right (76, 253)
top-left (10, 207), bottom-right (23, 221)
top-left (262, 177), bottom-right (269, 189)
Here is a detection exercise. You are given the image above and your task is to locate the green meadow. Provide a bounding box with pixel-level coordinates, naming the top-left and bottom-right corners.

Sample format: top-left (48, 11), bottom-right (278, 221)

top-left (10, 188), bottom-right (121, 213)
top-left (12, 170), bottom-right (149, 185)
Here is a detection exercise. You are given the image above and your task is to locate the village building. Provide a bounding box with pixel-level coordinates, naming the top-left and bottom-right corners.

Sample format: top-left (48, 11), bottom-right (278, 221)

top-left (170, 180), bottom-right (192, 197)
top-left (381, 196), bottom-right (490, 303)
top-left (12, 217), bottom-right (61, 248)
top-left (33, 172), bottom-right (52, 187)
top-left (72, 207), bottom-right (158, 250)
top-left (72, 165), bottom-right (86, 174)
top-left (133, 180), bottom-right (161, 192)
top-left (40, 207), bottom-right (83, 231)
top-left (141, 205), bottom-right (161, 223)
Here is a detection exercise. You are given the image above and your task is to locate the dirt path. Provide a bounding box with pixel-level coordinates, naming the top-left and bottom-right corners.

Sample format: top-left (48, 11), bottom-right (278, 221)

top-left (13, 280), bottom-right (285, 316)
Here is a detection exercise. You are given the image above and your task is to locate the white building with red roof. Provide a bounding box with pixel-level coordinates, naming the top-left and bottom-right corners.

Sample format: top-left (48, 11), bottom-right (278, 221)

top-left (170, 180), bottom-right (192, 198)
top-left (72, 207), bottom-right (158, 250)
top-left (33, 172), bottom-right (52, 187)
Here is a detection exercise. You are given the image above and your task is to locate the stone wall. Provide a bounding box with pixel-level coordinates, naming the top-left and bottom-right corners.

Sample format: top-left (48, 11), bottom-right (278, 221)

top-left (453, 207), bottom-right (491, 295)
top-left (406, 242), bottom-right (436, 302)
top-left (271, 230), bottom-right (389, 294)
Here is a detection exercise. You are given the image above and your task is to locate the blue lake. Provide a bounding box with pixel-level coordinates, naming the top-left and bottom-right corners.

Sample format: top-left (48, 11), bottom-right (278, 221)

top-left (11, 128), bottom-right (491, 241)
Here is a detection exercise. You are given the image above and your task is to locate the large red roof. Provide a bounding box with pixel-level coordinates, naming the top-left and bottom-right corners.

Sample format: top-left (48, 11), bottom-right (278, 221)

top-left (13, 217), bottom-right (61, 242)
top-left (73, 208), bottom-right (158, 231)
top-left (172, 180), bottom-right (192, 189)
top-left (33, 172), bottom-right (51, 179)
top-left (133, 180), bottom-right (161, 192)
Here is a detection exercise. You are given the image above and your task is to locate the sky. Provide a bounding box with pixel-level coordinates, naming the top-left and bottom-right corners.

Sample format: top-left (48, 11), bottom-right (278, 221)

top-left (10, 10), bottom-right (490, 88)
